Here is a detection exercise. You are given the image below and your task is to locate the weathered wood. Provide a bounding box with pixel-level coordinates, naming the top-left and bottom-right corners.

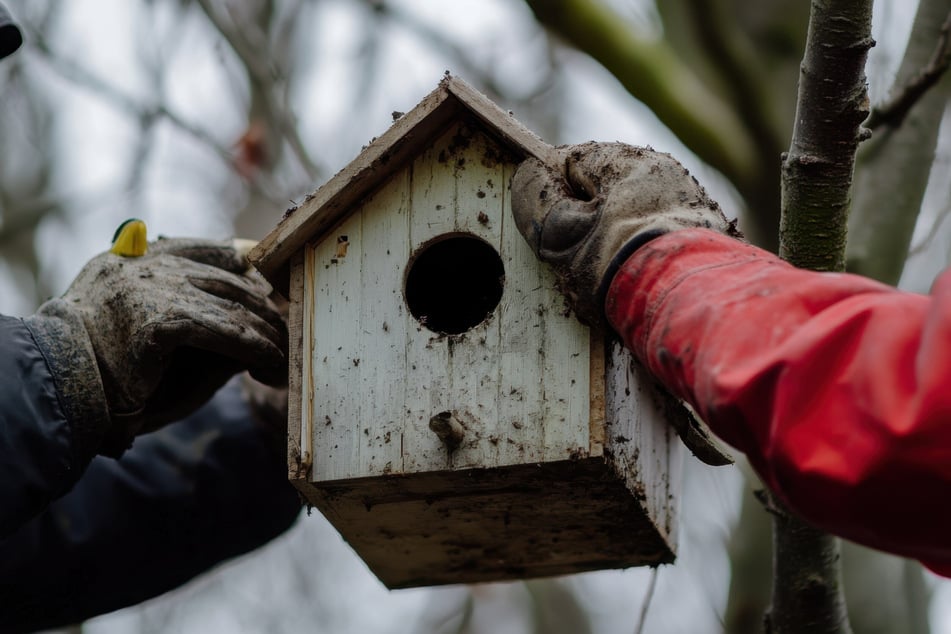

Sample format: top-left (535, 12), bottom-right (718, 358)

top-left (306, 121), bottom-right (590, 481)
top-left (287, 251), bottom-right (307, 481)
top-left (604, 340), bottom-right (683, 546)
top-left (297, 457), bottom-right (675, 589)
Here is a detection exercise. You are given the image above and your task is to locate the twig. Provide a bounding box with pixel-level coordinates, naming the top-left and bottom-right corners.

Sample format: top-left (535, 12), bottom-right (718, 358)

top-left (866, 11), bottom-right (951, 129)
top-left (29, 27), bottom-right (296, 209)
top-left (194, 0), bottom-right (323, 181)
top-left (29, 33), bottom-right (235, 167)
top-left (908, 200), bottom-right (951, 256)
top-left (634, 567), bottom-right (659, 634)
top-left (523, 0), bottom-right (757, 188)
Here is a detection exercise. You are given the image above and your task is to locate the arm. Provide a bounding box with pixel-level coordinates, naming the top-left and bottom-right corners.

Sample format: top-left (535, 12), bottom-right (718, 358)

top-left (0, 236), bottom-right (286, 536)
top-left (511, 142), bottom-right (951, 577)
top-left (608, 228), bottom-right (951, 575)
top-left (0, 381), bottom-right (300, 632)
top-left (0, 316), bottom-right (89, 537)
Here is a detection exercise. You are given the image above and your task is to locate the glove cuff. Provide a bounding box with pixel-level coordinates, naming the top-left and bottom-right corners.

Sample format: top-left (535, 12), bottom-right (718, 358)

top-left (24, 300), bottom-right (116, 463)
top-left (595, 228), bottom-right (669, 330)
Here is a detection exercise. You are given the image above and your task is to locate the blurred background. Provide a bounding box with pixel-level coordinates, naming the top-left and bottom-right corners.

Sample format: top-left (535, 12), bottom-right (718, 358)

top-left (1, 1), bottom-right (949, 632)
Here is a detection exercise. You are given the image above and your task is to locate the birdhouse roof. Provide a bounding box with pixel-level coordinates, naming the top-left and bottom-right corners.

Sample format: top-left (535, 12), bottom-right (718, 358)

top-left (249, 74), bottom-right (556, 294)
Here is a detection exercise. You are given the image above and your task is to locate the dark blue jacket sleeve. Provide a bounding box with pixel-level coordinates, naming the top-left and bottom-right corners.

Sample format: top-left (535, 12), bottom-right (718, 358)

top-left (0, 316), bottom-right (83, 537)
top-left (0, 342), bottom-right (300, 632)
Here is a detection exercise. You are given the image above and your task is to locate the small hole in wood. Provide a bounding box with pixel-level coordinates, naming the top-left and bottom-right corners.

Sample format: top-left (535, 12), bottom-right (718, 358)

top-left (405, 234), bottom-right (504, 335)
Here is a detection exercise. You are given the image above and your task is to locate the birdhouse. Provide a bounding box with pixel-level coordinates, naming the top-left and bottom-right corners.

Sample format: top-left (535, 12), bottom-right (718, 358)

top-left (250, 76), bottom-right (685, 588)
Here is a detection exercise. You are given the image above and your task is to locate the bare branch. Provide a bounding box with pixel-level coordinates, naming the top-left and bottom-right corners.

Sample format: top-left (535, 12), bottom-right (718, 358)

top-left (682, 0), bottom-right (784, 161)
top-left (847, 0), bottom-right (951, 284)
top-left (780, 1), bottom-right (874, 272)
top-left (766, 499), bottom-right (852, 634)
top-left (773, 1), bottom-right (876, 632)
top-left (0, 198), bottom-right (59, 248)
top-left (633, 567), bottom-right (659, 634)
top-left (194, 0), bottom-right (323, 181)
top-left (523, 0), bottom-right (758, 189)
top-left (29, 32), bottom-right (236, 166)
top-left (908, 200), bottom-right (951, 256)
top-left (866, 11), bottom-right (951, 130)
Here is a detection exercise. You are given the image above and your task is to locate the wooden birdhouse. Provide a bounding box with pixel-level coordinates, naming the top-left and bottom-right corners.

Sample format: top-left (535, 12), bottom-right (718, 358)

top-left (250, 75), bottom-right (685, 588)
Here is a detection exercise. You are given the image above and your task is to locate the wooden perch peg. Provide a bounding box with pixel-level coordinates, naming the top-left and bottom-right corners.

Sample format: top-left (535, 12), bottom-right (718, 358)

top-left (429, 411), bottom-right (466, 452)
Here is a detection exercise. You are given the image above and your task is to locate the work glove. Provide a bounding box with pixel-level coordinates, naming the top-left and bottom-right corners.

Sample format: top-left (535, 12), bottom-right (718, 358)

top-left (24, 237), bottom-right (287, 460)
top-left (512, 142), bottom-right (737, 466)
top-left (512, 142), bottom-right (738, 329)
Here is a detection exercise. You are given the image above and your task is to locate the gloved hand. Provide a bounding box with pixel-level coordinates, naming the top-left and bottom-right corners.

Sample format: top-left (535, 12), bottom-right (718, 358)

top-left (513, 142), bottom-right (737, 466)
top-left (512, 142), bottom-right (739, 328)
top-left (24, 237), bottom-right (287, 459)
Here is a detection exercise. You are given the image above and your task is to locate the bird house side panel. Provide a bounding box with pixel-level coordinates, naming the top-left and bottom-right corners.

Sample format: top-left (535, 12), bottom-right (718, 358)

top-left (307, 172), bottom-right (412, 482)
top-left (605, 341), bottom-right (683, 547)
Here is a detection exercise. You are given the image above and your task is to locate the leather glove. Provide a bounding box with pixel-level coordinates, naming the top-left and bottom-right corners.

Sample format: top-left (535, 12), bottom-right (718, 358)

top-left (24, 237), bottom-right (287, 459)
top-left (512, 142), bottom-right (739, 328)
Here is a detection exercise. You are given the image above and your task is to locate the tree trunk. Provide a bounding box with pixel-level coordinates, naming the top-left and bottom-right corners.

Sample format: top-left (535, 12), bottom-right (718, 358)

top-left (771, 0), bottom-right (875, 631)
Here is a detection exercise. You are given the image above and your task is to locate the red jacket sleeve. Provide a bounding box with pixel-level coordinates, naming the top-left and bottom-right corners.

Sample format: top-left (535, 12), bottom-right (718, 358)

top-left (606, 228), bottom-right (951, 576)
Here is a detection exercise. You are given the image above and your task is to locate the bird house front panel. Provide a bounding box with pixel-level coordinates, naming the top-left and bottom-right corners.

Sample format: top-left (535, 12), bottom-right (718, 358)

top-left (302, 119), bottom-right (594, 484)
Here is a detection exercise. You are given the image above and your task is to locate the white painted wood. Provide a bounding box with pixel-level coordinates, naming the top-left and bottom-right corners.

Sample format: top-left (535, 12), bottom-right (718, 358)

top-left (605, 341), bottom-right (683, 547)
top-left (306, 120), bottom-right (592, 481)
top-left (308, 174), bottom-right (411, 481)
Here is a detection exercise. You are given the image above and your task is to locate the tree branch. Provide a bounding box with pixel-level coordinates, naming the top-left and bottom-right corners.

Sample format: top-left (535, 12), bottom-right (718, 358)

top-left (866, 10), bottom-right (951, 130)
top-left (772, 1), bottom-right (877, 631)
top-left (779, 0), bottom-right (874, 272)
top-left (765, 503), bottom-right (851, 634)
top-left (523, 0), bottom-right (758, 189)
top-left (846, 0), bottom-right (951, 284)
top-left (194, 0), bottom-right (323, 181)
top-left (29, 32), bottom-right (236, 167)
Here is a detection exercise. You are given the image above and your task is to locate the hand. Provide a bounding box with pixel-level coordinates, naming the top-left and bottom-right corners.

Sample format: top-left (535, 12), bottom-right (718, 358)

top-left (512, 142), bottom-right (738, 327)
top-left (25, 238), bottom-right (287, 458)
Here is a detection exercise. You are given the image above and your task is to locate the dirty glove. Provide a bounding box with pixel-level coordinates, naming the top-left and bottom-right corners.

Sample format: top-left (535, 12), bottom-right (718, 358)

top-left (24, 238), bottom-right (287, 460)
top-left (512, 142), bottom-right (737, 328)
top-left (513, 142), bottom-right (737, 467)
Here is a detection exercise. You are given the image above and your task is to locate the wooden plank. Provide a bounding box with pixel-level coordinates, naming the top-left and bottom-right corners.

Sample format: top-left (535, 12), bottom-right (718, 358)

top-left (402, 126), bottom-right (456, 473)
top-left (442, 127), bottom-right (504, 471)
top-left (309, 210), bottom-right (365, 481)
top-left (588, 330), bottom-right (606, 457)
top-left (604, 341), bottom-right (682, 546)
top-left (355, 170), bottom-right (411, 477)
top-left (445, 77), bottom-right (559, 167)
top-left (496, 157), bottom-right (547, 464)
top-left (287, 251), bottom-right (308, 482)
top-left (304, 458), bottom-right (674, 588)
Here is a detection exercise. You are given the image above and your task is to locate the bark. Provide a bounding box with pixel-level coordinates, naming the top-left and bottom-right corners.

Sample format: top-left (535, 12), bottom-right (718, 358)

top-left (779, 0), bottom-right (873, 272)
top-left (847, 0), bottom-right (951, 284)
top-left (766, 504), bottom-right (851, 634)
top-left (770, 1), bottom-right (875, 631)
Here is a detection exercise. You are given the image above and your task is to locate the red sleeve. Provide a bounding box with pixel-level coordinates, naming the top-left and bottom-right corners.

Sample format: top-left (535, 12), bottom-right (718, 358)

top-left (606, 228), bottom-right (951, 576)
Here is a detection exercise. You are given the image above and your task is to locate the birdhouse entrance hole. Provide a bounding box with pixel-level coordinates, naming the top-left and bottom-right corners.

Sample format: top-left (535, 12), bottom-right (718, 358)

top-left (404, 234), bottom-right (504, 335)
